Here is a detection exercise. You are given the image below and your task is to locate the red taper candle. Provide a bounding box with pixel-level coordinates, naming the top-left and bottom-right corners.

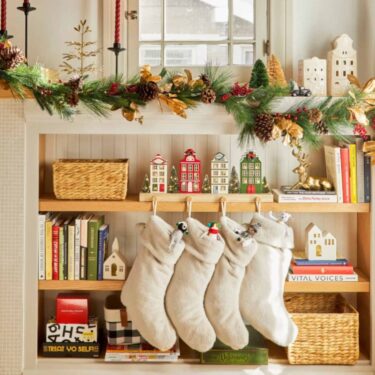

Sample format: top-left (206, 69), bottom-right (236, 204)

top-left (114, 0), bottom-right (120, 44)
top-left (23, 0), bottom-right (30, 4)
top-left (1, 0), bottom-right (6, 32)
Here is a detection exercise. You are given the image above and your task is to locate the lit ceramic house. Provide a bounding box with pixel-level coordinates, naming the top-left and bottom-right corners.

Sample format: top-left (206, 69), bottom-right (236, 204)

top-left (179, 148), bottom-right (201, 193)
top-left (150, 153), bottom-right (168, 193)
top-left (103, 238), bottom-right (126, 280)
top-left (211, 152), bottom-right (229, 194)
top-left (240, 151), bottom-right (262, 194)
top-left (298, 57), bottom-right (327, 96)
top-left (304, 223), bottom-right (337, 261)
top-left (327, 34), bottom-right (357, 96)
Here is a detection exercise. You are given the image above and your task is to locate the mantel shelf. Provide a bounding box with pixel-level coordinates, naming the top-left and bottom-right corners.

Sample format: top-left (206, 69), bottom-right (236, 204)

top-left (39, 195), bottom-right (370, 213)
top-left (38, 269), bottom-right (369, 293)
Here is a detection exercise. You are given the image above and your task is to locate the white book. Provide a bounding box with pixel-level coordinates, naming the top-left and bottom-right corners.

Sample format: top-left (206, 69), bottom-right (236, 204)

top-left (273, 189), bottom-right (337, 203)
top-left (74, 215), bottom-right (82, 280)
top-left (287, 272), bottom-right (358, 282)
top-left (38, 213), bottom-right (48, 280)
top-left (324, 145), bottom-right (343, 203)
top-left (68, 220), bottom-right (75, 280)
top-left (104, 353), bottom-right (179, 362)
top-left (354, 138), bottom-right (365, 203)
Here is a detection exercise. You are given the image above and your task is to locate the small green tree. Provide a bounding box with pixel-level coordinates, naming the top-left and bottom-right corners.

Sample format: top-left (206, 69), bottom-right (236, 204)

top-left (228, 166), bottom-right (240, 193)
top-left (141, 174), bottom-right (150, 193)
top-left (202, 174), bottom-right (211, 193)
top-left (249, 59), bottom-right (269, 88)
top-left (168, 165), bottom-right (179, 193)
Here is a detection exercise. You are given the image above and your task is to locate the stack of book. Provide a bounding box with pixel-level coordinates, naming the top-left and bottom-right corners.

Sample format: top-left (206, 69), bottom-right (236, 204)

top-left (324, 138), bottom-right (371, 203)
top-left (273, 137), bottom-right (371, 203)
top-left (288, 256), bottom-right (358, 282)
top-left (104, 342), bottom-right (180, 362)
top-left (38, 213), bottom-right (109, 281)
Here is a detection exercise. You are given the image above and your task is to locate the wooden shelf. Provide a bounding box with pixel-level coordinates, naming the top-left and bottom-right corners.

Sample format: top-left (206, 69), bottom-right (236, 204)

top-left (39, 269), bottom-right (369, 293)
top-left (39, 195), bottom-right (370, 213)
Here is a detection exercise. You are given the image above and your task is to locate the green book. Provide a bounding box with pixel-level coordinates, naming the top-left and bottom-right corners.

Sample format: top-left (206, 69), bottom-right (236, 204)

top-left (87, 215), bottom-right (104, 280)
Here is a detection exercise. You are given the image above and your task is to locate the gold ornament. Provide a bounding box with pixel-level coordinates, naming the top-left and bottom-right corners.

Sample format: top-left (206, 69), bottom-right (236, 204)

top-left (276, 118), bottom-right (304, 145)
top-left (291, 147), bottom-right (333, 191)
top-left (60, 20), bottom-right (99, 76)
top-left (140, 65), bottom-right (162, 84)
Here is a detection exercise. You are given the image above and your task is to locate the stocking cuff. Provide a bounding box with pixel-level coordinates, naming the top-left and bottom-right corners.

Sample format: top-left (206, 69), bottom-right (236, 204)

top-left (250, 213), bottom-right (294, 249)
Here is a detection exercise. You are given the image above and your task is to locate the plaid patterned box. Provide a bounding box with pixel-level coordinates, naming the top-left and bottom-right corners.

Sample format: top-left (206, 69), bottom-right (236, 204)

top-left (105, 294), bottom-right (144, 345)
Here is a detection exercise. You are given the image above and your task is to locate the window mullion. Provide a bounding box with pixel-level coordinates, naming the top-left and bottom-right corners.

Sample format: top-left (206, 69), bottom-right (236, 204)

top-left (228, 0), bottom-right (233, 66)
top-left (161, 0), bottom-right (166, 67)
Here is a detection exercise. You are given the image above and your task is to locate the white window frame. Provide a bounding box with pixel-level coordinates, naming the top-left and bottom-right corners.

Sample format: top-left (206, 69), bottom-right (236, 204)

top-left (126, 0), bottom-right (268, 81)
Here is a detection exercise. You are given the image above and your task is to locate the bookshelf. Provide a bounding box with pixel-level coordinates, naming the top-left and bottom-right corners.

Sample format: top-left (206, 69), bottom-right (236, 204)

top-left (21, 98), bottom-right (374, 375)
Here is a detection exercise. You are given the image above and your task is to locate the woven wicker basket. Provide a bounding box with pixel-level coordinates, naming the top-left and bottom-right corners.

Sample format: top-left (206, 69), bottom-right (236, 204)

top-left (53, 159), bottom-right (128, 200)
top-left (285, 293), bottom-right (359, 365)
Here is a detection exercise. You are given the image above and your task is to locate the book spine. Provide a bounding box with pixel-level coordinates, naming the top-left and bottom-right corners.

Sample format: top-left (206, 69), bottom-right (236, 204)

top-left (88, 220), bottom-right (99, 280)
top-left (52, 225), bottom-right (59, 280)
top-left (97, 229), bottom-right (105, 281)
top-left (340, 148), bottom-right (351, 203)
top-left (334, 147), bottom-right (343, 203)
top-left (80, 246), bottom-right (87, 280)
top-left (294, 259), bottom-right (348, 266)
top-left (349, 144), bottom-right (357, 203)
top-left (364, 155), bottom-right (371, 203)
top-left (45, 219), bottom-right (53, 280)
top-left (68, 224), bottom-right (75, 280)
top-left (291, 264), bottom-right (353, 274)
top-left (74, 218), bottom-right (81, 280)
top-left (59, 227), bottom-right (64, 280)
top-left (275, 194), bottom-right (337, 203)
top-left (356, 140), bottom-right (365, 203)
top-left (38, 214), bottom-right (46, 280)
top-left (63, 223), bottom-right (69, 280)
top-left (288, 273), bottom-right (358, 282)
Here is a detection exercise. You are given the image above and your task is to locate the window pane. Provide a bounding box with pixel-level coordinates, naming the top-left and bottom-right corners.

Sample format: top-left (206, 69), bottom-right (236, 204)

top-left (233, 0), bottom-right (255, 40)
top-left (140, 0), bottom-right (162, 41)
top-left (233, 44), bottom-right (254, 65)
top-left (165, 44), bottom-right (227, 66)
top-left (140, 44), bottom-right (161, 66)
top-left (165, 0), bottom-right (228, 41)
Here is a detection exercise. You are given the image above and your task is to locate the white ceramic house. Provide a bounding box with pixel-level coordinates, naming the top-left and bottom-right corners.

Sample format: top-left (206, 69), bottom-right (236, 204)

top-left (327, 34), bottom-right (357, 96)
top-left (211, 152), bottom-right (229, 194)
top-left (298, 57), bottom-right (327, 96)
top-left (103, 238), bottom-right (126, 280)
top-left (150, 153), bottom-right (168, 193)
top-left (305, 223), bottom-right (337, 260)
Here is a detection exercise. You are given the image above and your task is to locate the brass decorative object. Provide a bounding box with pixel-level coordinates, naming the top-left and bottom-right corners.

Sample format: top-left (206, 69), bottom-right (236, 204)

top-left (60, 19), bottom-right (99, 76)
top-left (291, 147), bottom-right (332, 191)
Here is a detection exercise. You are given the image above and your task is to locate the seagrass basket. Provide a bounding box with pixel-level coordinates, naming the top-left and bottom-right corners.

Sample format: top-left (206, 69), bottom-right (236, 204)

top-left (285, 293), bottom-right (359, 365)
top-left (53, 159), bottom-right (128, 200)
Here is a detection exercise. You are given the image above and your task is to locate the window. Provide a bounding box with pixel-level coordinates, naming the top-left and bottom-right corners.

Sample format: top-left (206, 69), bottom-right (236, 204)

top-left (128, 0), bottom-right (268, 79)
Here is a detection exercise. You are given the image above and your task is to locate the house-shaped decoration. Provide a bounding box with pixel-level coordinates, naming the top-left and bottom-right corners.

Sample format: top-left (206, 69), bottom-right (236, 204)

top-left (298, 57), bottom-right (327, 96)
top-left (150, 154), bottom-right (168, 193)
top-left (179, 148), bottom-right (201, 193)
top-left (103, 238), bottom-right (126, 280)
top-left (327, 34), bottom-right (357, 96)
top-left (211, 152), bottom-right (229, 194)
top-left (304, 223), bottom-right (337, 261)
top-left (240, 151), bottom-right (262, 194)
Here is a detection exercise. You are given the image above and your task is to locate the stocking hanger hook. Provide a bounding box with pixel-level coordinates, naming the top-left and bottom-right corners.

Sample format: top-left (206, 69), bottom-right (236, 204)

top-left (186, 196), bottom-right (193, 218)
top-left (220, 197), bottom-right (227, 217)
top-left (152, 196), bottom-right (158, 216)
top-left (255, 196), bottom-right (262, 213)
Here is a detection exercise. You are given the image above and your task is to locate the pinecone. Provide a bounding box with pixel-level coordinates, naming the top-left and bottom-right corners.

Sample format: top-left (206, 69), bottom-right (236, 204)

top-left (0, 46), bottom-right (26, 70)
top-left (200, 73), bottom-right (211, 87)
top-left (254, 113), bottom-right (275, 142)
top-left (201, 88), bottom-right (216, 104)
top-left (315, 120), bottom-right (328, 135)
top-left (307, 108), bottom-right (323, 124)
top-left (66, 91), bottom-right (80, 107)
top-left (138, 81), bottom-right (159, 101)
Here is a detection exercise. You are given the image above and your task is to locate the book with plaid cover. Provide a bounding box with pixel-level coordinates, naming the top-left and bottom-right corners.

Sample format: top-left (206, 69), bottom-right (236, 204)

top-left (106, 321), bottom-right (144, 345)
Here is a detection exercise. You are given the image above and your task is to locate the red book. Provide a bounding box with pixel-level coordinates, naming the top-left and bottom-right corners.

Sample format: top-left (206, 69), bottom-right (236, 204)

top-left (56, 293), bottom-right (89, 324)
top-left (52, 219), bottom-right (63, 280)
top-left (291, 263), bottom-right (354, 275)
top-left (340, 147), bottom-right (351, 203)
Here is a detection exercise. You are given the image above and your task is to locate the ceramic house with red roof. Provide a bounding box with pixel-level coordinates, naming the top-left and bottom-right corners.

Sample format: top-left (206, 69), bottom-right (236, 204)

top-left (150, 153), bottom-right (168, 193)
top-left (179, 149), bottom-right (201, 193)
top-left (240, 151), bottom-right (262, 193)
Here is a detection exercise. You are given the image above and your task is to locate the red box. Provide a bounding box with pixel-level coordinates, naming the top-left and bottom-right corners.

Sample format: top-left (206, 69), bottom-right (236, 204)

top-left (56, 293), bottom-right (89, 324)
